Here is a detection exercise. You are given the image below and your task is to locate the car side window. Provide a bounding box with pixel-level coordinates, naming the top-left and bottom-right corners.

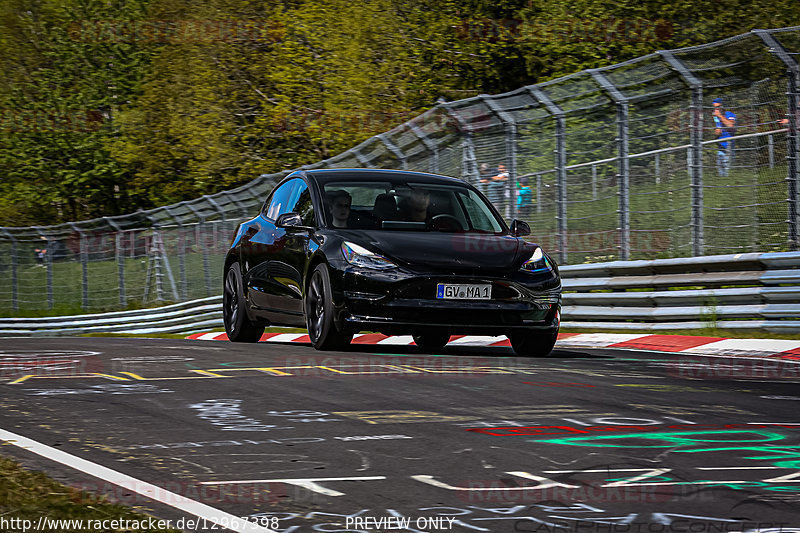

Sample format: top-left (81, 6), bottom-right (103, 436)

top-left (264, 179), bottom-right (300, 221)
top-left (289, 183), bottom-right (315, 227)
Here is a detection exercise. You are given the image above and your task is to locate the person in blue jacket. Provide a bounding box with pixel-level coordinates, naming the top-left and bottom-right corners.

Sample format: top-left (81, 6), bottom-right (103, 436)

top-left (712, 98), bottom-right (736, 177)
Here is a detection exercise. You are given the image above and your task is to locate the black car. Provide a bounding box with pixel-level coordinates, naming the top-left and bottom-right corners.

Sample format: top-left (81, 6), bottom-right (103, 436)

top-left (222, 169), bottom-right (561, 356)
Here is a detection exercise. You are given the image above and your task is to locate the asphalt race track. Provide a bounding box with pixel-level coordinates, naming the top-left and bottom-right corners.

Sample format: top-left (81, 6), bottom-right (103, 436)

top-left (1, 337), bottom-right (800, 533)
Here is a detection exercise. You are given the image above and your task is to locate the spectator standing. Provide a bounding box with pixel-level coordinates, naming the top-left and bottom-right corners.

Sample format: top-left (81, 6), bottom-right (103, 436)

top-left (34, 235), bottom-right (47, 266)
top-left (477, 163), bottom-right (492, 195)
top-left (712, 98), bottom-right (737, 177)
top-left (517, 176), bottom-right (532, 218)
top-left (487, 163), bottom-right (509, 209)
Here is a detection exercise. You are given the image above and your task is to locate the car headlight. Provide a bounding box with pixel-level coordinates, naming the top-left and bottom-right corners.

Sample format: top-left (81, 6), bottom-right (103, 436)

top-left (521, 246), bottom-right (553, 272)
top-left (341, 241), bottom-right (397, 270)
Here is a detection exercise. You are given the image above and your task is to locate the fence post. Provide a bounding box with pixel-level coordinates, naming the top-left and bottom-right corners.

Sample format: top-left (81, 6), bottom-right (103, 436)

top-left (530, 87), bottom-right (568, 264)
top-left (351, 147), bottom-right (371, 168)
top-left (220, 191), bottom-right (250, 219)
top-left (769, 134), bottom-right (775, 169)
top-left (104, 218), bottom-right (126, 308)
top-left (659, 50), bottom-right (705, 256)
top-left (482, 96), bottom-right (518, 220)
top-left (409, 121), bottom-right (439, 174)
top-left (163, 207), bottom-right (188, 300)
top-left (755, 30), bottom-right (799, 250)
top-left (589, 70), bottom-right (631, 261)
top-left (2, 229), bottom-right (18, 312)
top-left (536, 173), bottom-right (543, 214)
top-left (377, 133), bottom-right (408, 170)
top-left (185, 203), bottom-right (212, 297)
top-left (69, 224), bottom-right (89, 310)
top-left (655, 153), bottom-right (661, 183)
top-left (441, 105), bottom-right (477, 183)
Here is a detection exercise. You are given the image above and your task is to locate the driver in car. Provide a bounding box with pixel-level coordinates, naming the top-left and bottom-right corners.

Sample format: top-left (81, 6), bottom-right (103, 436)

top-left (327, 190), bottom-right (375, 228)
top-left (403, 190), bottom-right (430, 222)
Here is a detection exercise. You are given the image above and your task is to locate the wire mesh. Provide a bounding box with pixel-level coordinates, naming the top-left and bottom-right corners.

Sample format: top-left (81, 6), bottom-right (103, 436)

top-left (2, 27), bottom-right (800, 314)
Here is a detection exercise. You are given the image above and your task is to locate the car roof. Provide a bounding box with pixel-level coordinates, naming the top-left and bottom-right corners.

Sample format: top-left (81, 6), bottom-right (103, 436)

top-left (295, 168), bottom-right (469, 186)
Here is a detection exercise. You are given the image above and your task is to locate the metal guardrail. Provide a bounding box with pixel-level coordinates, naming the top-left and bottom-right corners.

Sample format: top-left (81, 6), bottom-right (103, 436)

top-left (561, 251), bottom-right (800, 332)
top-left (0, 296), bottom-right (222, 336)
top-left (3, 251), bottom-right (800, 336)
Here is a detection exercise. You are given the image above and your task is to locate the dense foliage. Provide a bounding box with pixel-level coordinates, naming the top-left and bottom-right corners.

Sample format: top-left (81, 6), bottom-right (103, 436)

top-left (1, 0), bottom-right (799, 225)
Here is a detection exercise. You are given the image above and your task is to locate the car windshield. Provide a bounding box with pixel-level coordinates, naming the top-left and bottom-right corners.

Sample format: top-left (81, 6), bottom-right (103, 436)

top-left (321, 181), bottom-right (505, 233)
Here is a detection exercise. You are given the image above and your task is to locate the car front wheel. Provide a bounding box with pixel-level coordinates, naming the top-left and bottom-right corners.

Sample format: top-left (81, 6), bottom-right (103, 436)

top-left (223, 262), bottom-right (265, 342)
top-left (509, 330), bottom-right (558, 357)
top-left (305, 263), bottom-right (353, 350)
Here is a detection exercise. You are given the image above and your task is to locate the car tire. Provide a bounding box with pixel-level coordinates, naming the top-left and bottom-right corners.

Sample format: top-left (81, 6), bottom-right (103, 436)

top-left (412, 332), bottom-right (451, 351)
top-left (509, 330), bottom-right (558, 357)
top-left (223, 262), bottom-right (265, 342)
top-left (305, 263), bottom-right (353, 350)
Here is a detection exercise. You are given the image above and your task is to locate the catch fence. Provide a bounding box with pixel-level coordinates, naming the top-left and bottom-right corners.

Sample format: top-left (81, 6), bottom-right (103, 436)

top-left (2, 27), bottom-right (799, 314)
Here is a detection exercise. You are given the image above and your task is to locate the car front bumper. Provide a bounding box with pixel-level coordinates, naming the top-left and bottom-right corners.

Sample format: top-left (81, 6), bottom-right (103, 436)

top-left (330, 264), bottom-right (561, 335)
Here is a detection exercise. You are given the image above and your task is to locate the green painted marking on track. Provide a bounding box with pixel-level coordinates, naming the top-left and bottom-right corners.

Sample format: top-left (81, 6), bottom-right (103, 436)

top-left (528, 429), bottom-right (788, 448)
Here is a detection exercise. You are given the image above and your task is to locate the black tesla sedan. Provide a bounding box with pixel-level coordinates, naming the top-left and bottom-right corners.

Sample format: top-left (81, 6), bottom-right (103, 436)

top-left (222, 169), bottom-right (561, 356)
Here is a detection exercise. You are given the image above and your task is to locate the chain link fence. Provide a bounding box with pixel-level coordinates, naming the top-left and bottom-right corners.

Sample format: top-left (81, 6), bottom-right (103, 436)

top-left (2, 27), bottom-right (799, 315)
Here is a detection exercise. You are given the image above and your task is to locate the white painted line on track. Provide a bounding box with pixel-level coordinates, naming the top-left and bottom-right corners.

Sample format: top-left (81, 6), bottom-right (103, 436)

top-left (0, 428), bottom-right (275, 533)
top-left (200, 476), bottom-right (387, 497)
top-left (684, 338), bottom-right (800, 356)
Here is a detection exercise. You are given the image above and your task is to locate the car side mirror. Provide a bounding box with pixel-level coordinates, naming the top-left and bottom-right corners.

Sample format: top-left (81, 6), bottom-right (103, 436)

top-left (276, 212), bottom-right (304, 229)
top-left (510, 219), bottom-right (531, 237)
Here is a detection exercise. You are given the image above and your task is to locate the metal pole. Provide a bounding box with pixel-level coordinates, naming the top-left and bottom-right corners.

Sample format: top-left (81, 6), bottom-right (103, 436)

top-left (2, 229), bottom-right (18, 312)
top-left (481, 96), bottom-right (518, 220)
top-left (69, 224), bottom-right (89, 310)
top-left (754, 30), bottom-right (799, 250)
top-left (185, 203), bottom-right (212, 297)
top-left (591, 164), bottom-right (598, 200)
top-left (536, 173), bottom-right (542, 214)
top-left (659, 51), bottom-right (705, 256)
top-left (351, 148), bottom-right (371, 168)
top-left (655, 153), bottom-right (661, 183)
top-left (408, 122), bottom-right (439, 174)
top-left (376, 133), bottom-right (408, 170)
top-left (530, 87), bottom-right (568, 263)
top-left (153, 231), bottom-right (164, 302)
top-left (104, 217), bottom-right (126, 308)
top-left (441, 105), bottom-right (477, 183)
top-left (769, 134), bottom-right (775, 169)
top-left (589, 70), bottom-right (631, 260)
top-left (163, 207), bottom-right (188, 300)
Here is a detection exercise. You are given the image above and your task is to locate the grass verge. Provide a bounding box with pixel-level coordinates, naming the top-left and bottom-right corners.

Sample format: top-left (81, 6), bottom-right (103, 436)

top-left (0, 455), bottom-right (180, 532)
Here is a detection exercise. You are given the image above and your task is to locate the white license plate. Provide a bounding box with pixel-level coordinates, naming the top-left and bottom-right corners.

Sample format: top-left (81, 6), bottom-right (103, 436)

top-left (436, 283), bottom-right (492, 300)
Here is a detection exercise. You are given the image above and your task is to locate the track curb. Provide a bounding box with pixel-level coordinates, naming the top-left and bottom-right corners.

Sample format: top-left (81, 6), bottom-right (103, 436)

top-left (186, 332), bottom-right (800, 361)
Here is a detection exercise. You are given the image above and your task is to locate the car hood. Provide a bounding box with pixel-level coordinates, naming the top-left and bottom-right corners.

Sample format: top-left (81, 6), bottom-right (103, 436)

top-left (344, 231), bottom-right (533, 273)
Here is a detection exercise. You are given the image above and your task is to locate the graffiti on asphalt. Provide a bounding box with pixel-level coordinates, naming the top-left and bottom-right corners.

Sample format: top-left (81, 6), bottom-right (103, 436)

top-left (526, 427), bottom-right (800, 492)
top-left (189, 399), bottom-right (294, 432)
top-left (23, 383), bottom-right (173, 395)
